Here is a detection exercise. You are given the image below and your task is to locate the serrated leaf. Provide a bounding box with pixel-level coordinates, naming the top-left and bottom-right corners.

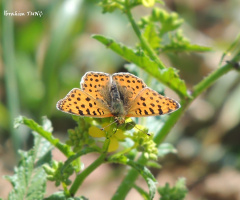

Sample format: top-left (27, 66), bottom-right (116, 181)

top-left (26, 168), bottom-right (46, 200)
top-left (162, 30), bottom-right (211, 53)
top-left (142, 23), bottom-right (161, 50)
top-left (5, 134), bottom-right (49, 200)
top-left (92, 34), bottom-right (189, 98)
top-left (5, 117), bottom-right (59, 200)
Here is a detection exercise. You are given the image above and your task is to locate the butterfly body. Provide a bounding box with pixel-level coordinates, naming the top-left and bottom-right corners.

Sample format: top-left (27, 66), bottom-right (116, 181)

top-left (57, 71), bottom-right (180, 124)
top-left (106, 78), bottom-right (126, 117)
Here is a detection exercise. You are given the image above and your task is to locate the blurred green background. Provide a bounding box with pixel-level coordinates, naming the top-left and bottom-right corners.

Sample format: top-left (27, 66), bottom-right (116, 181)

top-left (1, 0), bottom-right (240, 199)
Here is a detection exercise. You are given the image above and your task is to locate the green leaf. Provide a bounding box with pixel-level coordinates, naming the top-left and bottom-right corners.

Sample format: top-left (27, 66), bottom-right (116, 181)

top-left (162, 30), bottom-right (212, 53)
top-left (158, 143), bottom-right (177, 157)
top-left (142, 23), bottom-right (161, 50)
top-left (158, 178), bottom-right (188, 200)
top-left (92, 34), bottom-right (189, 98)
top-left (5, 134), bottom-right (49, 200)
top-left (139, 8), bottom-right (211, 53)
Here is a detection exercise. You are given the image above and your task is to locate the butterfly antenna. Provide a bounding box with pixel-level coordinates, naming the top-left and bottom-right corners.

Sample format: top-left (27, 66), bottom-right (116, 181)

top-left (100, 119), bottom-right (118, 131)
top-left (128, 122), bottom-right (151, 136)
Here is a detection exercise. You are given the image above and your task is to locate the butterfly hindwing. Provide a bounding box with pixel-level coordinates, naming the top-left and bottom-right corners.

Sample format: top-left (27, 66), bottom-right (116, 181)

top-left (126, 88), bottom-right (180, 117)
top-left (57, 88), bottom-right (113, 118)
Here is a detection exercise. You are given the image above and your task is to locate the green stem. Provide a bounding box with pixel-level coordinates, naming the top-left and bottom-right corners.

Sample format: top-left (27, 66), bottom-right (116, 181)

top-left (69, 153), bottom-right (106, 196)
top-left (62, 182), bottom-right (70, 197)
top-left (69, 139), bottom-right (110, 196)
top-left (125, 1), bottom-right (165, 69)
top-left (192, 63), bottom-right (235, 98)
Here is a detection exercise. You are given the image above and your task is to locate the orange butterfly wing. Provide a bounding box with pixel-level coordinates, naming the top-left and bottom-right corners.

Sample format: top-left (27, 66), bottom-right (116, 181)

top-left (126, 88), bottom-right (180, 117)
top-left (112, 73), bottom-right (147, 102)
top-left (57, 88), bottom-right (113, 118)
top-left (81, 71), bottom-right (111, 102)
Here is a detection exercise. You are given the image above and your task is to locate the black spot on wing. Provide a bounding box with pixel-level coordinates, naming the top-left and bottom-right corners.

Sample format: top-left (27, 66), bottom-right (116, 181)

top-left (158, 109), bottom-right (163, 115)
top-left (86, 108), bottom-right (90, 115)
top-left (149, 108), bottom-right (155, 114)
top-left (79, 110), bottom-right (84, 115)
top-left (97, 108), bottom-right (102, 115)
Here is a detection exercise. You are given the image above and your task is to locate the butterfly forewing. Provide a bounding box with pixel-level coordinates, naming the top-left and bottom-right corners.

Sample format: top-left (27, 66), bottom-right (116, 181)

top-left (126, 88), bottom-right (180, 117)
top-left (112, 73), bottom-right (147, 102)
top-left (57, 88), bottom-right (113, 118)
top-left (81, 71), bottom-right (111, 102)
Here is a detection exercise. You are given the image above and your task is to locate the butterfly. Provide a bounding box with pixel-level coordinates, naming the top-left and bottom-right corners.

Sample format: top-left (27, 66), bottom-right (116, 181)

top-left (56, 71), bottom-right (180, 125)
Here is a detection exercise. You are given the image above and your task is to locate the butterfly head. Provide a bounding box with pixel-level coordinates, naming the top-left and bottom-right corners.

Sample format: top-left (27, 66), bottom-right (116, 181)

top-left (115, 116), bottom-right (126, 125)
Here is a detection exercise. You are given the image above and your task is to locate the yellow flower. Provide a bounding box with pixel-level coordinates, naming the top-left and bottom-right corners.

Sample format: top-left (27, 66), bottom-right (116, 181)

top-left (88, 124), bottom-right (126, 152)
top-left (142, 0), bottom-right (155, 7)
